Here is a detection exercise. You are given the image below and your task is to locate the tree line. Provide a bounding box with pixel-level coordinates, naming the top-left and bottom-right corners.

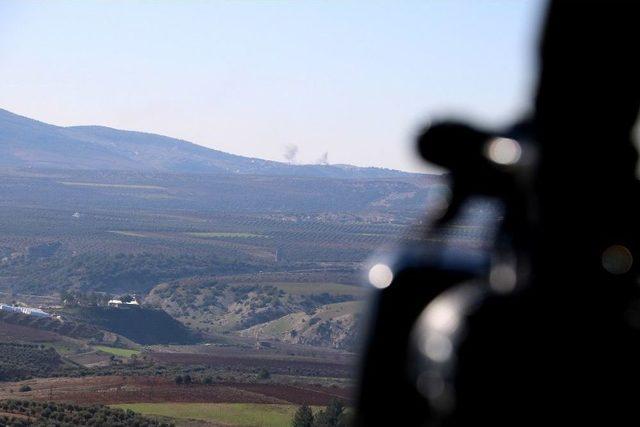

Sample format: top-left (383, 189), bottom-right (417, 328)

top-left (0, 399), bottom-right (172, 427)
top-left (292, 399), bottom-right (350, 427)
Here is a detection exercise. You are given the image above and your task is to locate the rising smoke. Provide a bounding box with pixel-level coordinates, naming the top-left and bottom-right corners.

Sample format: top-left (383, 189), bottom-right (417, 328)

top-left (283, 144), bottom-right (298, 164)
top-left (316, 151), bottom-right (329, 165)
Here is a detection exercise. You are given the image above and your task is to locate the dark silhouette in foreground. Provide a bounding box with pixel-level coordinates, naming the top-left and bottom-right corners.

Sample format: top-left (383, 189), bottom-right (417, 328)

top-left (357, 1), bottom-right (640, 425)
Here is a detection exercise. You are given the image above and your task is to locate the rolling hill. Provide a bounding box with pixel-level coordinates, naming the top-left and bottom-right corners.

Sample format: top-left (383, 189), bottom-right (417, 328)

top-left (0, 106), bottom-right (443, 351)
top-left (0, 107), bottom-right (417, 179)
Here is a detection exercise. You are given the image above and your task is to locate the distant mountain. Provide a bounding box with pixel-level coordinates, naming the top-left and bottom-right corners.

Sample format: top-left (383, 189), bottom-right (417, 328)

top-left (0, 108), bottom-right (416, 179)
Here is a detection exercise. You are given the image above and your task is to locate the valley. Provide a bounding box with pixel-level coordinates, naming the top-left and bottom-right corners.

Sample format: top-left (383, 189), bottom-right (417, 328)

top-left (0, 108), bottom-right (453, 425)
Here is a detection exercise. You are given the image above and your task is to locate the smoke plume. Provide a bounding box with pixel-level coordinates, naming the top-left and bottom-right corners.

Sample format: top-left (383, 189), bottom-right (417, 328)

top-left (316, 151), bottom-right (329, 165)
top-left (283, 144), bottom-right (298, 164)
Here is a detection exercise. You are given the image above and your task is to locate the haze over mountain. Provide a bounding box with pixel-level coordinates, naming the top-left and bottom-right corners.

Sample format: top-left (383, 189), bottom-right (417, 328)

top-left (0, 108), bottom-right (416, 179)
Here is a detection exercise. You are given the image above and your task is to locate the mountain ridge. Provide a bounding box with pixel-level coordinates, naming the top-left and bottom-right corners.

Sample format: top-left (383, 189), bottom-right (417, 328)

top-left (0, 107), bottom-right (421, 179)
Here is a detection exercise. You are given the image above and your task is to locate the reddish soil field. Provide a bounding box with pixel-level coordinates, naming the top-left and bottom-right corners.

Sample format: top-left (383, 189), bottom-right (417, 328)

top-left (0, 320), bottom-right (64, 342)
top-left (148, 352), bottom-right (353, 378)
top-left (0, 376), bottom-right (352, 406)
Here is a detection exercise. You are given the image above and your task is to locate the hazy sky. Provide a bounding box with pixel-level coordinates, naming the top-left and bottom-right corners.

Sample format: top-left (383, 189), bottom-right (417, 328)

top-left (0, 1), bottom-right (543, 173)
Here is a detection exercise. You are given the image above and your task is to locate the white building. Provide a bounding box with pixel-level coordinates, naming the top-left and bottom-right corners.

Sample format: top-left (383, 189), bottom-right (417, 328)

top-left (0, 304), bottom-right (51, 318)
top-left (108, 298), bottom-right (140, 308)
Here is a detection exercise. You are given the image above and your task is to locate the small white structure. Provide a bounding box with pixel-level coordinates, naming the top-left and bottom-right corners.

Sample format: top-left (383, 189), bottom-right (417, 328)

top-left (108, 299), bottom-right (123, 308)
top-left (0, 304), bottom-right (51, 318)
top-left (108, 298), bottom-right (140, 308)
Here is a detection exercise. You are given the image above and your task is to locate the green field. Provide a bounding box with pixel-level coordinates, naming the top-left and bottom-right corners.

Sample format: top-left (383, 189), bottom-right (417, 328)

top-left (113, 403), bottom-right (310, 427)
top-left (93, 345), bottom-right (140, 358)
top-left (251, 312), bottom-right (304, 335)
top-left (315, 301), bottom-right (364, 319)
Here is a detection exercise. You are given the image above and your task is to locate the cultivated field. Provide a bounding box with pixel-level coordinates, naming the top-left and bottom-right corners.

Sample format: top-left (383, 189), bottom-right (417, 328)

top-left (0, 376), bottom-right (351, 406)
top-left (94, 345), bottom-right (141, 358)
top-left (113, 402), bottom-right (318, 427)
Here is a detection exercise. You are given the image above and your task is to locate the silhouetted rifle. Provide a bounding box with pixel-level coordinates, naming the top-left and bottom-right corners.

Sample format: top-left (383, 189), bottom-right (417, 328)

top-left (356, 1), bottom-right (640, 425)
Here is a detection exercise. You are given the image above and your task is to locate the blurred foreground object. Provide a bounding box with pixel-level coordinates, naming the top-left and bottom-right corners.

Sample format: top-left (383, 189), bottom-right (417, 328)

top-left (356, 1), bottom-right (640, 425)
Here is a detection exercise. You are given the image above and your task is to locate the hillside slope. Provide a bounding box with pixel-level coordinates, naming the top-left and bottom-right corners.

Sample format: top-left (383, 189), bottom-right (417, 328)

top-left (146, 278), bottom-right (368, 350)
top-left (64, 307), bottom-right (198, 345)
top-left (0, 107), bottom-right (417, 179)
